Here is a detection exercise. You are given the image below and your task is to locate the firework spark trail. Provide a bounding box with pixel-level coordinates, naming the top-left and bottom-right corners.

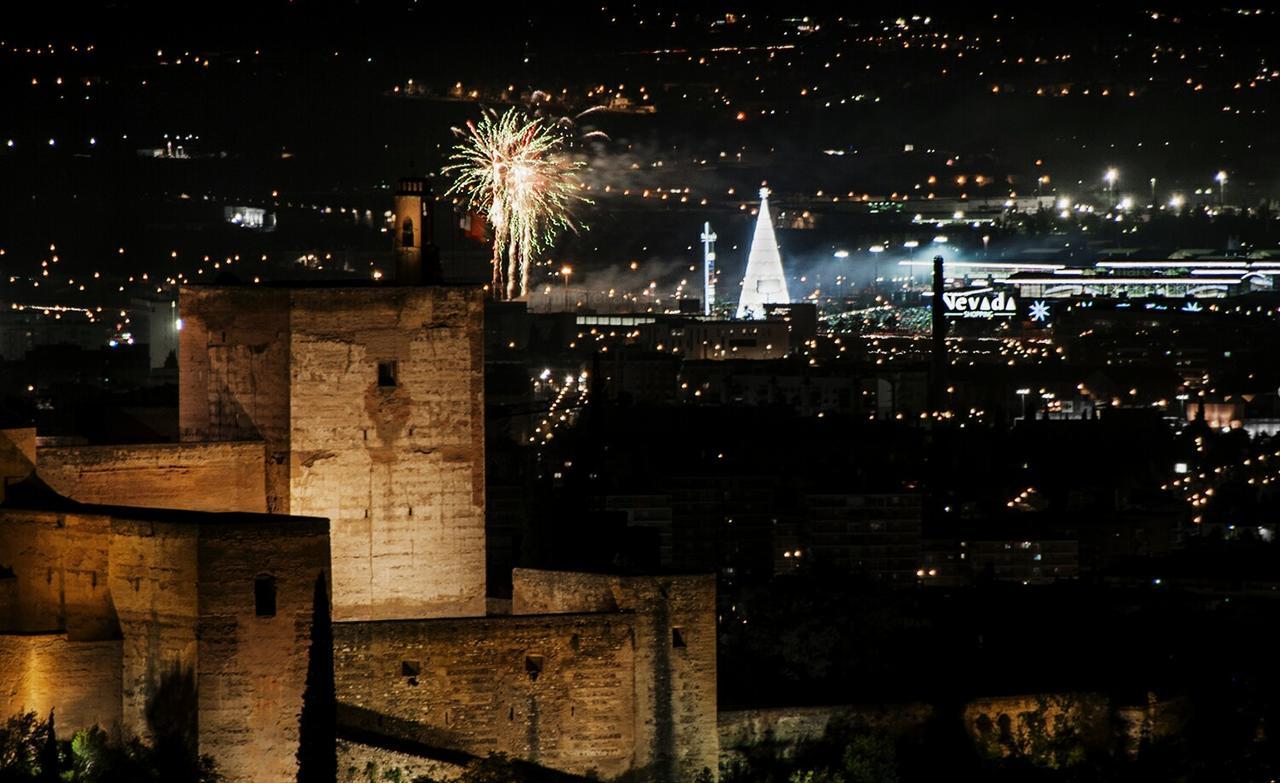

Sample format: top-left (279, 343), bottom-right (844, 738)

top-left (444, 108), bottom-right (588, 299)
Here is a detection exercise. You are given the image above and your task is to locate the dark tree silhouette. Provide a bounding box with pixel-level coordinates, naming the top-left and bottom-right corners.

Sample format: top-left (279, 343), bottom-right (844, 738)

top-left (297, 570), bottom-right (336, 783)
top-left (36, 711), bottom-right (57, 783)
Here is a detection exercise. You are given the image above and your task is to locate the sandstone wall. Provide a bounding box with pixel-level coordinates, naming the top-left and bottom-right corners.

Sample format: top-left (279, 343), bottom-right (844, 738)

top-left (107, 517), bottom-right (201, 740)
top-left (1, 497), bottom-right (330, 783)
top-left (39, 442), bottom-right (267, 513)
top-left (334, 614), bottom-right (639, 780)
top-left (718, 704), bottom-right (935, 762)
top-left (179, 285), bottom-right (486, 622)
top-left (195, 517), bottom-right (330, 783)
top-left (0, 427), bottom-right (36, 491)
top-left (0, 634), bottom-right (122, 738)
top-left (287, 287), bottom-right (485, 621)
top-left (0, 510), bottom-right (116, 639)
top-left (337, 738), bottom-right (464, 783)
top-left (178, 288), bottom-right (291, 512)
top-left (964, 692), bottom-right (1112, 764)
top-left (512, 570), bottom-right (720, 783)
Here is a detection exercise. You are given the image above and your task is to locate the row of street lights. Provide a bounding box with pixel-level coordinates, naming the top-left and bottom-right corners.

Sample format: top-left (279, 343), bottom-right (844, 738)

top-left (1103, 167), bottom-right (1228, 208)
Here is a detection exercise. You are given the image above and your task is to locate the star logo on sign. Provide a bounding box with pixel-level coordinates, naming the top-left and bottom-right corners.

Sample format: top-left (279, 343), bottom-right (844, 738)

top-left (1029, 301), bottom-right (1050, 322)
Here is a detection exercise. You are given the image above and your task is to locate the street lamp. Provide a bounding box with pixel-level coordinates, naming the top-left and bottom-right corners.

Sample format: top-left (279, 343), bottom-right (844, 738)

top-left (560, 264), bottom-right (573, 309)
top-left (903, 241), bottom-right (920, 284)
top-left (1104, 167), bottom-right (1119, 205)
top-left (1016, 387), bottom-right (1031, 421)
top-left (1215, 170), bottom-right (1228, 207)
top-left (869, 244), bottom-right (885, 287)
top-left (1149, 177), bottom-right (1157, 207)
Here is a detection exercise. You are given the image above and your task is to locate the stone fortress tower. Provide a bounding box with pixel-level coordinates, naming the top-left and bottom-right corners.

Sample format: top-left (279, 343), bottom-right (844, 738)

top-left (178, 285), bottom-right (486, 622)
top-left (1, 186), bottom-right (717, 783)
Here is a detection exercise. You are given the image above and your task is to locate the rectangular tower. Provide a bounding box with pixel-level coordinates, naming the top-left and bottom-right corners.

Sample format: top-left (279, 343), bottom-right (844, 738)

top-left (179, 284), bottom-right (486, 621)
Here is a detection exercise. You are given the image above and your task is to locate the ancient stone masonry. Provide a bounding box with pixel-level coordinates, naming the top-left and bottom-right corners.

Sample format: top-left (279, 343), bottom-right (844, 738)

top-left (511, 570), bottom-right (720, 783)
top-left (332, 570), bottom-right (717, 783)
top-left (0, 634), bottom-right (122, 738)
top-left (39, 441), bottom-right (268, 513)
top-left (335, 614), bottom-right (640, 780)
top-left (0, 479), bottom-right (330, 783)
top-left (179, 286), bottom-right (486, 622)
top-left (2, 277), bottom-right (719, 783)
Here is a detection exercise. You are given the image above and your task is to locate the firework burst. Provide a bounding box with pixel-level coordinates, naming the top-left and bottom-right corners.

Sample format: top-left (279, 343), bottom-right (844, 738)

top-left (444, 108), bottom-right (588, 300)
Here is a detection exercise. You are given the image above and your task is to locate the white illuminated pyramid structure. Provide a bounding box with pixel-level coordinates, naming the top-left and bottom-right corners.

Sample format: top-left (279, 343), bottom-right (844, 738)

top-left (736, 186), bottom-right (790, 319)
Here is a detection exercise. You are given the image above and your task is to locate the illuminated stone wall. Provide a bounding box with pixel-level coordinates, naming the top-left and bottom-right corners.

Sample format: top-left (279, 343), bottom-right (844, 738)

top-left (0, 510), bottom-right (116, 639)
top-left (964, 693), bottom-right (1112, 763)
top-left (332, 570), bottom-right (717, 782)
top-left (177, 288), bottom-right (292, 511)
top-left (179, 286), bottom-right (486, 622)
top-left (93, 515), bottom-right (200, 743)
top-left (334, 613), bottom-right (640, 780)
top-left (718, 704), bottom-right (935, 762)
top-left (0, 427), bottom-right (36, 490)
top-left (0, 502), bottom-right (329, 783)
top-left (963, 692), bottom-right (1187, 762)
top-left (39, 442), bottom-right (267, 513)
top-left (194, 517), bottom-right (330, 783)
top-left (511, 570), bottom-right (720, 783)
top-left (336, 739), bottom-right (464, 783)
top-left (0, 634), bottom-right (122, 738)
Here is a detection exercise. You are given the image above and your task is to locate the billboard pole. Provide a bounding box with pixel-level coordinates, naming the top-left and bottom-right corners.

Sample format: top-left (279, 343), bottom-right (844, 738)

top-left (930, 255), bottom-right (948, 413)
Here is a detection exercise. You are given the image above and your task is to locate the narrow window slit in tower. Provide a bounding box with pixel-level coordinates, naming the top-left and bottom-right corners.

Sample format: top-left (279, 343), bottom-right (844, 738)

top-left (378, 360), bottom-right (398, 387)
top-left (525, 655), bottom-right (544, 681)
top-left (401, 660), bottom-right (420, 686)
top-left (254, 574), bottom-right (277, 618)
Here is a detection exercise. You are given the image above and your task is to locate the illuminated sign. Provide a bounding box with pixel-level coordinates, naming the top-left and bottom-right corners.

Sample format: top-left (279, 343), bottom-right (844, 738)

top-left (941, 288), bottom-right (1018, 319)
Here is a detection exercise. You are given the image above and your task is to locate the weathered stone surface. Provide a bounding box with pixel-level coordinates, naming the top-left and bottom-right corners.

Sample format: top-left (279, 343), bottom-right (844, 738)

top-left (0, 510), bottom-right (115, 639)
top-left (335, 612), bottom-right (640, 780)
top-left (718, 704), bottom-right (935, 762)
top-left (512, 570), bottom-right (720, 783)
top-left (0, 634), bottom-right (122, 738)
top-left (335, 570), bottom-right (720, 782)
top-left (5, 282), bottom-right (722, 783)
top-left (0, 503), bottom-right (330, 783)
top-left (337, 738), bottom-right (464, 783)
top-left (39, 442), bottom-right (267, 513)
top-left (179, 286), bottom-right (486, 622)
top-left (195, 520), bottom-right (331, 783)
